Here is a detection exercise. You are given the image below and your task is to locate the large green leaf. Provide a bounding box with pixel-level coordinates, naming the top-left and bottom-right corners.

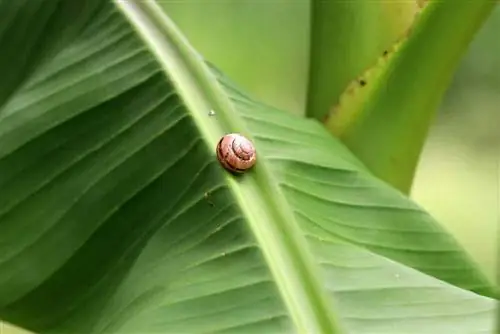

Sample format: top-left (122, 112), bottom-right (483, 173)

top-left (0, 1), bottom-right (496, 333)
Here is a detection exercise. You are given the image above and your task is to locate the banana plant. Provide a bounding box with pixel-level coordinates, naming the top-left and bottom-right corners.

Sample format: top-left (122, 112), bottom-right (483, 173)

top-left (0, 1), bottom-right (497, 334)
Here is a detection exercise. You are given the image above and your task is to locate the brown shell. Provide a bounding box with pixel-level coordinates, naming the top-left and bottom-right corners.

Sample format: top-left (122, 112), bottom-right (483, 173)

top-left (216, 133), bottom-right (256, 173)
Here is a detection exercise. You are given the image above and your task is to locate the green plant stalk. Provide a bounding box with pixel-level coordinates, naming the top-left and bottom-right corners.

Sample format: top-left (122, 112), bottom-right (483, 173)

top-left (327, 0), bottom-right (496, 193)
top-left (115, 1), bottom-right (344, 333)
top-left (306, 0), bottom-right (418, 120)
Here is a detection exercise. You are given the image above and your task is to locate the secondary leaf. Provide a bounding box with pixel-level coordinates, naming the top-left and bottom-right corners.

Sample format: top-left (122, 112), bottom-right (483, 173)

top-left (324, 0), bottom-right (496, 193)
top-left (306, 0), bottom-right (418, 120)
top-left (0, 1), bottom-right (496, 333)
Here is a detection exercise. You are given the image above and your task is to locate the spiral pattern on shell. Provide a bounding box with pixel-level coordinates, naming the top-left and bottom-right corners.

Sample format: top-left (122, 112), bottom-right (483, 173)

top-left (216, 133), bottom-right (256, 173)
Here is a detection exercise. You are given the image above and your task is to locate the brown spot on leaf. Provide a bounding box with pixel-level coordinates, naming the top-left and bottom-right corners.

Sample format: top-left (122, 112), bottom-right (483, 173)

top-left (324, 104), bottom-right (340, 123)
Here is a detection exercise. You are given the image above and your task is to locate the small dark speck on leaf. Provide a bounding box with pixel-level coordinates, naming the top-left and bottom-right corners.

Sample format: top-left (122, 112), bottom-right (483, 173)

top-left (204, 192), bottom-right (215, 207)
top-left (359, 79), bottom-right (367, 86)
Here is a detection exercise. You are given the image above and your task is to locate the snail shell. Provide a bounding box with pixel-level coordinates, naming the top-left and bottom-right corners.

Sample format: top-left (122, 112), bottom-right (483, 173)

top-left (216, 133), bottom-right (256, 173)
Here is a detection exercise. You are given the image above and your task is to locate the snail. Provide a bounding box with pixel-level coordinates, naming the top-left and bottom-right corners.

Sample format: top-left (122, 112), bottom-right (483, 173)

top-left (216, 133), bottom-right (256, 173)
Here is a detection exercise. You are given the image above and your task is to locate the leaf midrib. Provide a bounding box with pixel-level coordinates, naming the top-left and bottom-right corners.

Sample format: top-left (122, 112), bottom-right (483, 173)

top-left (114, 1), bottom-right (343, 333)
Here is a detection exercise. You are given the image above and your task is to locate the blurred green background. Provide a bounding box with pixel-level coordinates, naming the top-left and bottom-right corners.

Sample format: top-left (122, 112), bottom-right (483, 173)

top-left (2, 3), bottom-right (498, 333)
